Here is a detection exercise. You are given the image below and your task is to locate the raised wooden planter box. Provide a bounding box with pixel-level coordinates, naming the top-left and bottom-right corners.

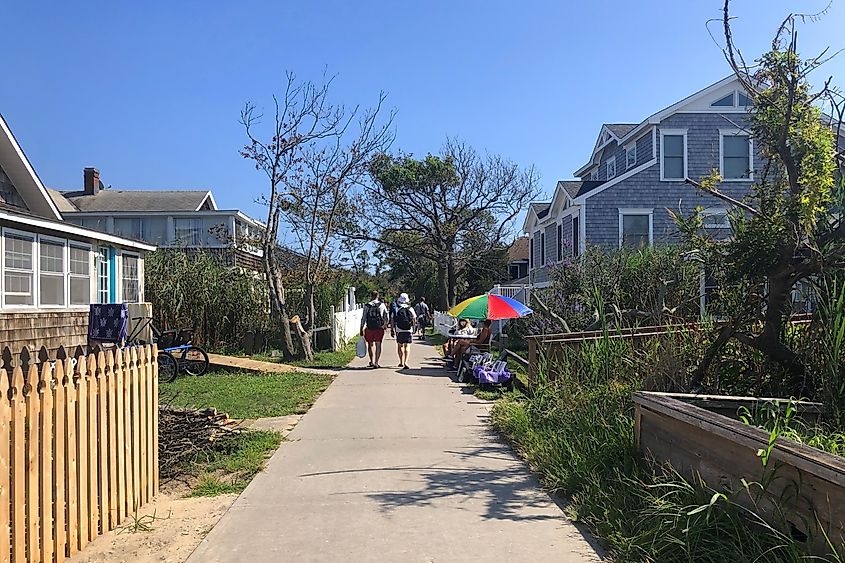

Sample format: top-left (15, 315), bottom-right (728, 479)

top-left (633, 392), bottom-right (844, 555)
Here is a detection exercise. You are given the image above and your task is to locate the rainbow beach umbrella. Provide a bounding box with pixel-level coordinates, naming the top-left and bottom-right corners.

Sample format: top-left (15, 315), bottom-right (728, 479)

top-left (448, 293), bottom-right (533, 320)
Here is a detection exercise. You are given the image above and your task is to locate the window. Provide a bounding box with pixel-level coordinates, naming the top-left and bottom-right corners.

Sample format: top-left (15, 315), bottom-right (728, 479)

top-left (606, 158), bottom-right (616, 180)
top-left (626, 145), bottom-right (637, 169)
top-left (556, 224), bottom-right (562, 261)
top-left (3, 231), bottom-right (35, 306)
top-left (711, 92), bottom-right (735, 107)
top-left (737, 92), bottom-right (752, 107)
top-left (572, 216), bottom-right (580, 257)
top-left (82, 217), bottom-right (108, 232)
top-left (114, 217), bottom-right (143, 239)
top-left (39, 238), bottom-right (66, 306)
top-left (619, 209), bottom-right (653, 248)
top-left (69, 245), bottom-right (91, 306)
top-left (661, 131), bottom-right (686, 180)
top-left (174, 218), bottom-right (202, 246)
top-left (589, 168), bottom-right (598, 181)
top-left (721, 132), bottom-right (752, 180)
top-left (122, 253), bottom-right (140, 303)
top-left (540, 232), bottom-right (546, 266)
top-left (702, 208), bottom-right (730, 229)
top-left (97, 247), bottom-right (111, 304)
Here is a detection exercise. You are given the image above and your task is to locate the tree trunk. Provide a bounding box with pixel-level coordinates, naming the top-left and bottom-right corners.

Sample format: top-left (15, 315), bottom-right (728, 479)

top-left (447, 253), bottom-right (457, 308)
top-left (436, 263), bottom-right (449, 311)
top-left (292, 316), bottom-right (314, 362)
top-left (264, 255), bottom-right (296, 360)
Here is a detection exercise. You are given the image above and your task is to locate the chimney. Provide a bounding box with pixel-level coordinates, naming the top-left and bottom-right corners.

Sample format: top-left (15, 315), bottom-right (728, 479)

top-left (83, 167), bottom-right (102, 196)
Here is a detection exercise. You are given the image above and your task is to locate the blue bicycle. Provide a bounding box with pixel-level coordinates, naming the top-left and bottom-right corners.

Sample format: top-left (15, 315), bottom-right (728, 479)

top-left (128, 317), bottom-right (210, 382)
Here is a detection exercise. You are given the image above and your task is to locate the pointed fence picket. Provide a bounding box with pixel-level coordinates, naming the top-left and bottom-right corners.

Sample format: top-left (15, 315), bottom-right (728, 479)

top-left (0, 343), bottom-right (159, 563)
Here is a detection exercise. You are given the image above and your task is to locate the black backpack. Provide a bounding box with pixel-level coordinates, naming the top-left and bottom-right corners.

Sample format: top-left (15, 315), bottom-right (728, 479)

top-left (365, 302), bottom-right (385, 329)
top-left (395, 307), bottom-right (414, 330)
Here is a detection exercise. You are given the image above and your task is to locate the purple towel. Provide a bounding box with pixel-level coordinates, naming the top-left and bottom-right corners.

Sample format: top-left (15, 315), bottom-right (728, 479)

top-left (473, 364), bottom-right (513, 385)
top-left (88, 304), bottom-right (129, 343)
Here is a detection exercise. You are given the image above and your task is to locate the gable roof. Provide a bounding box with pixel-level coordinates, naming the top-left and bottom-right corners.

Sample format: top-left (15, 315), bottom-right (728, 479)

top-left (605, 123), bottom-right (637, 138)
top-left (0, 113), bottom-right (63, 220)
top-left (557, 180), bottom-right (604, 200)
top-left (531, 202), bottom-right (551, 219)
top-left (57, 189), bottom-right (216, 213)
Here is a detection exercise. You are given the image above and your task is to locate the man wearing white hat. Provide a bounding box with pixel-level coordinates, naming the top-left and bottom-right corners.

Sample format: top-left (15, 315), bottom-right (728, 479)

top-left (391, 292), bottom-right (417, 369)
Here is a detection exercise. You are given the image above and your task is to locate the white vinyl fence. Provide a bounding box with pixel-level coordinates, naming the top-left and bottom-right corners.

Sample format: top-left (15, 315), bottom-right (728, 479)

top-left (332, 307), bottom-right (363, 351)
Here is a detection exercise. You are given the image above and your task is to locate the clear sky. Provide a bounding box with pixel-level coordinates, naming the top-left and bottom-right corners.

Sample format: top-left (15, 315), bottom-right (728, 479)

top-left (1, 1), bottom-right (843, 229)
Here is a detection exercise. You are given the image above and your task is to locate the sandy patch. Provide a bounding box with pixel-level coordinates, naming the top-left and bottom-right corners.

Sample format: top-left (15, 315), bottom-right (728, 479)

top-left (68, 482), bottom-right (236, 563)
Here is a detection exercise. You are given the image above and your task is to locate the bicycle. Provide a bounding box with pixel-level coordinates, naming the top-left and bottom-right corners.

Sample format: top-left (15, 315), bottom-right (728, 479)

top-left (127, 317), bottom-right (210, 383)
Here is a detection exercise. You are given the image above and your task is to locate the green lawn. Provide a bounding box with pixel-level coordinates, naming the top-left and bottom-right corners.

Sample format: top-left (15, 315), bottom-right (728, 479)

top-left (252, 338), bottom-right (357, 370)
top-left (188, 430), bottom-right (283, 497)
top-left (160, 369), bottom-right (334, 419)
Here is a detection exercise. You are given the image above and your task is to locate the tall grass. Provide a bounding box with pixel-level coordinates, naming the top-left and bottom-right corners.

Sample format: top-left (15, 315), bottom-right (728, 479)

top-left (492, 324), bottom-right (842, 561)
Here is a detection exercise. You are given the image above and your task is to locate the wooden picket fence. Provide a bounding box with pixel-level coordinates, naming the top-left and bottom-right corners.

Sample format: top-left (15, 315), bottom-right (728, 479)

top-left (0, 344), bottom-right (159, 563)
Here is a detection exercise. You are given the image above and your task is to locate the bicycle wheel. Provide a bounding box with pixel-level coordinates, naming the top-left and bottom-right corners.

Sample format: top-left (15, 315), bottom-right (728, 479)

top-left (182, 346), bottom-right (210, 376)
top-left (157, 351), bottom-right (179, 383)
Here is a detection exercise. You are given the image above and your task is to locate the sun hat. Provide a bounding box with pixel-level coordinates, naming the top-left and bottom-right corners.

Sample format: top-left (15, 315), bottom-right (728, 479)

top-left (398, 293), bottom-right (410, 304)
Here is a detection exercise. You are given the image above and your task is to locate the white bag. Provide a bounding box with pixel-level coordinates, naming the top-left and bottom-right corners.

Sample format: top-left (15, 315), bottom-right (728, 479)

top-left (355, 336), bottom-right (367, 358)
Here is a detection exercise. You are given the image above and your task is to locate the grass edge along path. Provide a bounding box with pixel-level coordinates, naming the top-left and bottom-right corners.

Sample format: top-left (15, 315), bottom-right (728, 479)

top-left (160, 369), bottom-right (334, 419)
top-left (188, 430), bottom-right (283, 497)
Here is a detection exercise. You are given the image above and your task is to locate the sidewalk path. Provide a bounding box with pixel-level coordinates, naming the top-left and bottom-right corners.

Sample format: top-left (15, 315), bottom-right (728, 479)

top-left (189, 338), bottom-right (602, 562)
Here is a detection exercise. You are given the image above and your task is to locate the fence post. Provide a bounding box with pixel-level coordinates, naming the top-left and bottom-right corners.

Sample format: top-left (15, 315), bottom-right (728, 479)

top-left (527, 337), bottom-right (537, 387)
top-left (330, 306), bottom-right (337, 352)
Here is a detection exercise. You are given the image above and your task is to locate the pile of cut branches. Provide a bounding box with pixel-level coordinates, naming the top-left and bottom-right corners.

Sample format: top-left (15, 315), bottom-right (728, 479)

top-left (159, 404), bottom-right (239, 480)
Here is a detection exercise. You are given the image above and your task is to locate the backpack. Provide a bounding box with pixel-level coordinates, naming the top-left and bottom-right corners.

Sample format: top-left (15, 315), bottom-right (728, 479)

top-left (395, 307), bottom-right (414, 331)
top-left (365, 302), bottom-right (385, 330)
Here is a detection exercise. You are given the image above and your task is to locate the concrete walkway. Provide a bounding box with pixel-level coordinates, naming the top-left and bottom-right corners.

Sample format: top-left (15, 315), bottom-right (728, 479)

top-left (188, 338), bottom-right (602, 562)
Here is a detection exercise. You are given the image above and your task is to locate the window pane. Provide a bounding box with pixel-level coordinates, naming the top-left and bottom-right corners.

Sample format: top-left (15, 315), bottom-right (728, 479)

top-left (145, 217), bottom-right (168, 245)
top-left (4, 234), bottom-right (33, 270)
top-left (98, 248), bottom-right (111, 304)
top-left (122, 255), bottom-right (140, 303)
top-left (622, 214), bottom-right (649, 248)
top-left (664, 156), bottom-right (684, 179)
top-left (723, 136), bottom-right (750, 179)
top-left (70, 276), bottom-right (90, 305)
top-left (663, 135), bottom-right (683, 157)
top-left (204, 218), bottom-right (229, 245)
top-left (711, 93), bottom-right (735, 107)
top-left (114, 217), bottom-right (142, 239)
top-left (40, 275), bottom-right (65, 306)
top-left (40, 240), bottom-right (64, 273)
top-left (737, 92), bottom-right (752, 107)
top-left (724, 136), bottom-right (749, 157)
top-left (4, 272), bottom-right (33, 305)
top-left (82, 217), bottom-right (108, 232)
top-left (70, 246), bottom-right (89, 274)
top-left (174, 218), bottom-right (201, 246)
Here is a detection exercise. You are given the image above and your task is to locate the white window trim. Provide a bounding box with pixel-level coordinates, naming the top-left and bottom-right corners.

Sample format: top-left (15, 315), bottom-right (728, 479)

top-left (120, 251), bottom-right (142, 304)
top-left (618, 208), bottom-right (654, 249)
top-left (701, 207), bottom-right (731, 229)
top-left (659, 129), bottom-right (688, 181)
top-left (96, 246), bottom-right (111, 305)
top-left (606, 158), bottom-right (616, 180)
top-left (68, 241), bottom-right (94, 307)
top-left (625, 144), bottom-right (637, 169)
top-left (1, 228), bottom-right (37, 309)
top-left (37, 234), bottom-right (69, 309)
top-left (719, 128), bottom-right (754, 182)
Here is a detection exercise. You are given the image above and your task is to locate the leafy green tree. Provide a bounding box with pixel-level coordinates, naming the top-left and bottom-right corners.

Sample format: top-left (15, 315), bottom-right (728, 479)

top-left (353, 140), bottom-right (539, 309)
top-left (675, 2), bottom-right (845, 388)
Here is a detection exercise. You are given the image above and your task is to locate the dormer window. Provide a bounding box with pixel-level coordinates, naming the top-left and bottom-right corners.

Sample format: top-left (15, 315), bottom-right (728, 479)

top-left (606, 159), bottom-right (616, 180)
top-left (589, 168), bottom-right (598, 181)
top-left (626, 145), bottom-right (637, 169)
top-left (738, 92), bottom-right (752, 107)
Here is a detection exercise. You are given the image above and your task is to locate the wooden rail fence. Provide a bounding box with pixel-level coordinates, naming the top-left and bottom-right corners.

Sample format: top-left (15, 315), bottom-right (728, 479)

top-left (0, 344), bottom-right (159, 563)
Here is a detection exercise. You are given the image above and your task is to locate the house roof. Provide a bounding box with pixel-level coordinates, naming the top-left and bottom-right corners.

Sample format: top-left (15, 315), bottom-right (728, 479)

top-left (55, 189), bottom-right (214, 213)
top-left (530, 202), bottom-right (551, 219)
top-left (507, 236), bottom-right (529, 262)
top-left (557, 180), bottom-right (604, 200)
top-left (604, 123), bottom-right (637, 138)
top-left (0, 113), bottom-right (62, 220)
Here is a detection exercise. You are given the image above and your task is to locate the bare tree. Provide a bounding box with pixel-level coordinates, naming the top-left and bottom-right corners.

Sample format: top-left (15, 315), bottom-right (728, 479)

top-left (241, 74), bottom-right (393, 360)
top-left (355, 139), bottom-right (540, 309)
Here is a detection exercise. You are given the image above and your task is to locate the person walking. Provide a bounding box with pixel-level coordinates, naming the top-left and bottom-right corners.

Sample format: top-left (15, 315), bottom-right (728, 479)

top-left (388, 296), bottom-right (400, 333)
top-left (413, 297), bottom-right (430, 340)
top-left (360, 290), bottom-right (389, 368)
top-left (391, 293), bottom-right (417, 369)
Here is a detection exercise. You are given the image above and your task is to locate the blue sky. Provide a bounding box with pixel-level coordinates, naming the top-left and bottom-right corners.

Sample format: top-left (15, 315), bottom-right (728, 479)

top-left (1, 1), bottom-right (843, 232)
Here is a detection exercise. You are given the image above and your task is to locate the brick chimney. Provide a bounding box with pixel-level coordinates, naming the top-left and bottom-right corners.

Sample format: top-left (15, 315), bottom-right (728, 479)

top-left (83, 167), bottom-right (102, 196)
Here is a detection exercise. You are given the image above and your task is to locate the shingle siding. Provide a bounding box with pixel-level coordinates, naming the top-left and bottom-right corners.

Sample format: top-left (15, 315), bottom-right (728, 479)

top-left (635, 131), bottom-right (653, 165)
top-left (583, 113), bottom-right (756, 248)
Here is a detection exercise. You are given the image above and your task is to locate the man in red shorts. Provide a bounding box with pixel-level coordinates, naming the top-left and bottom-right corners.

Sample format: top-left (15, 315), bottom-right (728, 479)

top-left (360, 290), bottom-right (389, 368)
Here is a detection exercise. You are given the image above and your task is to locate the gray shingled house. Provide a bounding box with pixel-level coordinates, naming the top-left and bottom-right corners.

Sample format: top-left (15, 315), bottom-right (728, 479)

top-left (50, 168), bottom-right (266, 270)
top-left (524, 75), bottom-right (764, 290)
